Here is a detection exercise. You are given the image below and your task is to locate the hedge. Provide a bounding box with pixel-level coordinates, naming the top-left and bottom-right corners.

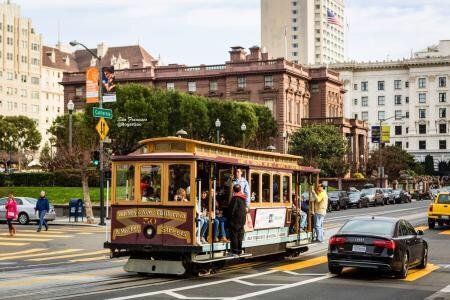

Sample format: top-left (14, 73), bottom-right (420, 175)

top-left (0, 169), bottom-right (101, 187)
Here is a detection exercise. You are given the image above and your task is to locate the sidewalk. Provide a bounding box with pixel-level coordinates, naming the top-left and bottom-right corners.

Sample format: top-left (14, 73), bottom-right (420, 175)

top-left (51, 217), bottom-right (111, 227)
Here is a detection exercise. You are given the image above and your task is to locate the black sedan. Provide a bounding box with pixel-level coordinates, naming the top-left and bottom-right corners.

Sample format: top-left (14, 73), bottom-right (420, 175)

top-left (327, 191), bottom-right (349, 211)
top-left (347, 191), bottom-right (369, 208)
top-left (327, 216), bottom-right (428, 278)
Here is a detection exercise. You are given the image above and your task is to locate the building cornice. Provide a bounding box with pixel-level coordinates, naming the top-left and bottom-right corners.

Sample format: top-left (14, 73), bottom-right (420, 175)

top-left (328, 56), bottom-right (450, 71)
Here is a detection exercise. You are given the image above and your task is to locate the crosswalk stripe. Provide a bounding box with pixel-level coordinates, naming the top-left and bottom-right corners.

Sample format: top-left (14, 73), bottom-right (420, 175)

top-left (0, 233), bottom-right (72, 238)
top-left (439, 230), bottom-right (450, 235)
top-left (70, 255), bottom-right (109, 262)
top-left (272, 256), bottom-right (327, 271)
top-left (76, 233), bottom-right (93, 235)
top-left (0, 237), bottom-right (51, 242)
top-left (0, 248), bottom-right (46, 257)
top-left (0, 249), bottom-right (82, 261)
top-left (0, 242), bottom-right (29, 246)
top-left (27, 250), bottom-right (110, 262)
top-left (404, 264), bottom-right (439, 281)
top-left (18, 230), bottom-right (66, 234)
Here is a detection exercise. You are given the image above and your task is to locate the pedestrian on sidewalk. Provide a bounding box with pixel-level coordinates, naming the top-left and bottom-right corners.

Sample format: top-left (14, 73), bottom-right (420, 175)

top-left (311, 183), bottom-right (328, 243)
top-left (35, 191), bottom-right (50, 232)
top-left (5, 193), bottom-right (18, 237)
top-left (227, 184), bottom-right (247, 256)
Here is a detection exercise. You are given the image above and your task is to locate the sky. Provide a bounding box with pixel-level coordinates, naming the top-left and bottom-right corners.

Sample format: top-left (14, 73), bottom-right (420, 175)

top-left (13, 0), bottom-right (450, 65)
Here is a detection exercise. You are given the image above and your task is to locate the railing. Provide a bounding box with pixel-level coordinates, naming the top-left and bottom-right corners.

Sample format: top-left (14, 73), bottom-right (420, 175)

top-left (302, 117), bottom-right (368, 129)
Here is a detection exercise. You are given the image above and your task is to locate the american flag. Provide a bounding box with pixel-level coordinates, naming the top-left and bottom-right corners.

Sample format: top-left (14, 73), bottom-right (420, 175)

top-left (327, 9), bottom-right (343, 28)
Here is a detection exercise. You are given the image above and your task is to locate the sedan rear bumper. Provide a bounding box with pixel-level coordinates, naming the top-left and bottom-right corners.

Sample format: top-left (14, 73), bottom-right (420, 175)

top-left (328, 254), bottom-right (396, 272)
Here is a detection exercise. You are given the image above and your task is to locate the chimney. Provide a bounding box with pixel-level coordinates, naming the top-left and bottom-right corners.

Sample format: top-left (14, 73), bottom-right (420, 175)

top-left (247, 46), bottom-right (262, 61)
top-left (97, 42), bottom-right (108, 59)
top-left (229, 46), bottom-right (246, 63)
top-left (261, 46), bottom-right (269, 60)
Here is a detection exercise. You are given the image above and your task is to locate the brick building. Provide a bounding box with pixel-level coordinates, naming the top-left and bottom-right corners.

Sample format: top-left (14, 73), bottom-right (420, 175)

top-left (61, 44), bottom-right (367, 166)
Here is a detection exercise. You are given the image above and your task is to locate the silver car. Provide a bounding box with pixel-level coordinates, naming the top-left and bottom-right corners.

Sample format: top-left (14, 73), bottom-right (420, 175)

top-left (0, 197), bottom-right (56, 225)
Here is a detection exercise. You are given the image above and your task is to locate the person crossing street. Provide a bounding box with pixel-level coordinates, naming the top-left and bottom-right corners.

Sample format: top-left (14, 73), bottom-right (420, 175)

top-left (35, 191), bottom-right (50, 232)
top-left (5, 193), bottom-right (18, 237)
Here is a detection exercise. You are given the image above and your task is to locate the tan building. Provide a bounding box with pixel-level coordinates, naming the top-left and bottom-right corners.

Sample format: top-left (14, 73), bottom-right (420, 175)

top-left (261, 0), bottom-right (345, 65)
top-left (61, 45), bottom-right (366, 165)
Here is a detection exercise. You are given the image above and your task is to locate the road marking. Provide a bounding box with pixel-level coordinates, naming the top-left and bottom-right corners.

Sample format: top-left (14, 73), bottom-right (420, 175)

top-left (18, 230), bottom-right (66, 234)
top-left (425, 284), bottom-right (450, 299)
top-left (272, 256), bottom-right (327, 271)
top-left (0, 242), bottom-right (29, 246)
top-left (404, 264), bottom-right (439, 282)
top-left (0, 237), bottom-right (51, 242)
top-left (0, 249), bottom-right (82, 261)
top-left (233, 279), bottom-right (283, 287)
top-left (27, 250), bottom-right (110, 262)
top-left (283, 271), bottom-right (327, 276)
top-left (325, 205), bottom-right (429, 222)
top-left (439, 230), bottom-right (450, 235)
top-left (0, 233), bottom-right (72, 238)
top-left (0, 248), bottom-right (46, 257)
top-left (75, 232), bottom-right (93, 235)
top-left (70, 255), bottom-right (109, 262)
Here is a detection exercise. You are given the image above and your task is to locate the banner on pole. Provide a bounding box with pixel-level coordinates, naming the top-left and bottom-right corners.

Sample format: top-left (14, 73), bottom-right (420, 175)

top-left (381, 125), bottom-right (390, 143)
top-left (86, 67), bottom-right (99, 103)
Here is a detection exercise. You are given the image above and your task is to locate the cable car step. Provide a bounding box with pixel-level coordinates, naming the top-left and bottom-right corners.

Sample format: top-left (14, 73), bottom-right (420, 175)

top-left (193, 253), bottom-right (252, 264)
top-left (286, 244), bottom-right (309, 251)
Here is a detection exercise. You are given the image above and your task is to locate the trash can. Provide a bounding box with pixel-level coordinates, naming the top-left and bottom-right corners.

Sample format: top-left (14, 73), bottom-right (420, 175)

top-left (69, 198), bottom-right (84, 222)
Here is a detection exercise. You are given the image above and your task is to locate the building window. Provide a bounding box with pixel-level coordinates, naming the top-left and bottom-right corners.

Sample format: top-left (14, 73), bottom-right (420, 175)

top-left (406, 142), bottom-right (409, 148)
top-left (378, 96), bottom-right (385, 106)
top-left (31, 58), bottom-right (40, 65)
top-left (439, 76), bottom-right (447, 88)
top-left (378, 111), bottom-right (385, 121)
top-left (20, 89), bottom-right (27, 97)
top-left (395, 141), bottom-right (402, 148)
top-left (405, 81), bottom-right (409, 88)
top-left (292, 1), bottom-right (297, 6)
top-left (20, 75), bottom-right (27, 83)
top-left (6, 53), bottom-right (13, 60)
top-left (439, 92), bottom-right (446, 102)
top-left (6, 72), bottom-right (13, 80)
top-left (264, 75), bottom-right (273, 88)
top-left (31, 77), bottom-right (39, 84)
top-left (166, 82), bottom-right (175, 91)
top-left (361, 81), bottom-right (368, 91)
top-left (418, 77), bottom-right (426, 88)
top-left (20, 55), bottom-right (27, 63)
top-left (292, 10), bottom-right (297, 14)
top-left (418, 93), bottom-right (426, 103)
top-left (6, 24), bottom-right (12, 32)
top-left (418, 124), bottom-right (426, 134)
top-left (292, 51), bottom-right (298, 56)
top-left (21, 103), bottom-right (26, 112)
top-left (31, 104), bottom-right (39, 113)
top-left (395, 126), bottom-right (402, 135)
top-left (188, 81), bottom-right (196, 92)
top-left (419, 109), bottom-right (426, 118)
top-left (353, 98), bottom-right (358, 106)
top-left (292, 43), bottom-right (298, 48)
top-left (439, 140), bottom-right (447, 150)
top-left (361, 96), bottom-right (368, 107)
top-left (395, 110), bottom-right (403, 119)
top-left (292, 27), bottom-right (298, 31)
top-left (419, 140), bottom-right (426, 150)
top-left (354, 113), bottom-right (358, 119)
top-left (353, 84), bottom-right (358, 90)
top-left (31, 91), bottom-right (39, 99)
top-left (394, 95), bottom-right (402, 105)
top-left (439, 108), bottom-right (446, 118)
top-left (361, 111), bottom-right (368, 121)
top-left (209, 80), bottom-right (218, 91)
top-left (439, 123), bottom-right (447, 134)
top-left (75, 87), bottom-right (83, 97)
top-left (292, 35), bottom-right (298, 39)
top-left (237, 76), bottom-right (246, 89)
top-left (377, 81), bottom-right (385, 91)
top-left (406, 127), bottom-right (409, 134)
top-left (31, 43), bottom-right (39, 51)
top-left (405, 96), bottom-right (409, 103)
top-left (394, 80), bottom-right (401, 89)
top-left (292, 18), bottom-right (297, 23)
top-left (265, 100), bottom-right (274, 113)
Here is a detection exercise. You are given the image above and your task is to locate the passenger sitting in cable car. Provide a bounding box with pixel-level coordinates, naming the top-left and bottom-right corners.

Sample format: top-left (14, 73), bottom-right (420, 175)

top-left (210, 188), bottom-right (229, 243)
top-left (174, 188), bottom-right (189, 202)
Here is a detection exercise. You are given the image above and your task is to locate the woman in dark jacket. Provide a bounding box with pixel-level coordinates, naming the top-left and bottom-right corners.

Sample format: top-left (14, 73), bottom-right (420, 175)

top-left (227, 184), bottom-right (247, 255)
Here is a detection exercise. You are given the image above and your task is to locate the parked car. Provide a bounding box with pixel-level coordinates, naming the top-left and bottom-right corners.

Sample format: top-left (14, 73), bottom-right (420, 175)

top-left (392, 189), bottom-right (411, 204)
top-left (428, 192), bottom-right (450, 229)
top-left (0, 197), bottom-right (56, 225)
top-left (347, 191), bottom-right (368, 208)
top-left (382, 188), bottom-right (393, 205)
top-left (327, 191), bottom-right (349, 211)
top-left (328, 216), bottom-right (428, 278)
top-left (360, 188), bottom-right (384, 206)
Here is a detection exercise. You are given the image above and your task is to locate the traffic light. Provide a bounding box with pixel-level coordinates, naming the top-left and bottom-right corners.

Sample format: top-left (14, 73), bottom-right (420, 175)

top-left (91, 150), bottom-right (100, 167)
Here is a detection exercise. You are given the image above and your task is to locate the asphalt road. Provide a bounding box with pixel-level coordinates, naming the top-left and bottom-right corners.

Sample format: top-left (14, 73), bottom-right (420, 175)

top-left (0, 200), bottom-right (449, 300)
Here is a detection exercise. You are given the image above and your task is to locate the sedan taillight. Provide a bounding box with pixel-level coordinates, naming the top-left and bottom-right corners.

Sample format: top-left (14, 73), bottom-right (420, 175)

top-left (373, 239), bottom-right (396, 250)
top-left (329, 236), bottom-right (347, 245)
top-left (429, 205), bottom-right (433, 212)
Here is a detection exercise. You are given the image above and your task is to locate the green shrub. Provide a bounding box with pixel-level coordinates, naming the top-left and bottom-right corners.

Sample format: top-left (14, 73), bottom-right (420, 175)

top-left (351, 172), bottom-right (365, 179)
top-left (1, 169), bottom-right (101, 187)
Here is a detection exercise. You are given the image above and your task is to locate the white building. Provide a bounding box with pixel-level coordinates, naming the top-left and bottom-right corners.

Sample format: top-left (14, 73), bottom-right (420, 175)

top-left (332, 54), bottom-right (450, 168)
top-left (261, 0), bottom-right (345, 65)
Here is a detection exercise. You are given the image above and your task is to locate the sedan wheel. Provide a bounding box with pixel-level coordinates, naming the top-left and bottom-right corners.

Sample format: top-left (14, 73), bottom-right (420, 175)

top-left (396, 253), bottom-right (409, 279)
top-left (328, 264), bottom-right (343, 275)
top-left (418, 246), bottom-right (428, 269)
top-left (365, 200), bottom-right (370, 208)
top-left (335, 204), bottom-right (340, 211)
top-left (358, 201), bottom-right (363, 209)
top-left (18, 213), bottom-right (29, 225)
top-left (380, 199), bottom-right (385, 206)
top-left (428, 220), bottom-right (435, 229)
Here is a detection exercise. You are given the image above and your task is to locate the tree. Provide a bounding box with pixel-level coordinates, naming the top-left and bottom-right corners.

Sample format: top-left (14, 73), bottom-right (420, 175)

top-left (366, 145), bottom-right (422, 180)
top-left (49, 113), bottom-right (97, 223)
top-left (39, 143), bottom-right (53, 171)
top-left (288, 124), bottom-right (348, 177)
top-left (250, 105), bottom-right (278, 150)
top-left (424, 155), bottom-right (435, 175)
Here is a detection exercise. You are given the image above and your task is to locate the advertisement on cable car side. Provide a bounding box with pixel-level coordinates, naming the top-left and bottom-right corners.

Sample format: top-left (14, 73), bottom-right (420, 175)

top-left (111, 206), bottom-right (194, 246)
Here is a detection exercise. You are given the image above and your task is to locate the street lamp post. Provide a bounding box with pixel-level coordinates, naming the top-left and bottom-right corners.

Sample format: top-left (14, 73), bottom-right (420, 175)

top-left (70, 40), bottom-right (105, 226)
top-left (67, 99), bottom-right (74, 152)
top-left (215, 118), bottom-right (221, 144)
top-left (8, 136), bottom-right (13, 174)
top-left (176, 129), bottom-right (188, 138)
top-left (241, 123), bottom-right (247, 148)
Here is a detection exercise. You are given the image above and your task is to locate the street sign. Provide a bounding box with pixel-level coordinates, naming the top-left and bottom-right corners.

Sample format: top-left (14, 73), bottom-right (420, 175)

top-left (371, 125), bottom-right (380, 143)
top-left (381, 125), bottom-right (390, 143)
top-left (93, 107), bottom-right (113, 119)
top-left (96, 117), bottom-right (109, 141)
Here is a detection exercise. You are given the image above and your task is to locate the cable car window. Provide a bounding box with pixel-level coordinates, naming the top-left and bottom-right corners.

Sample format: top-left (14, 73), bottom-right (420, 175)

top-left (273, 174), bottom-right (281, 202)
top-left (140, 165), bottom-right (161, 202)
top-left (168, 164), bottom-right (191, 202)
top-left (283, 175), bottom-right (291, 203)
top-left (116, 164), bottom-right (135, 201)
top-left (250, 173), bottom-right (260, 202)
top-left (262, 173), bottom-right (270, 202)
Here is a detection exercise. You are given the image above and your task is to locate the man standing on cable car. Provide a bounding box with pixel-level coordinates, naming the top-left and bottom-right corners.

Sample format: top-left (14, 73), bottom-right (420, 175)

top-left (311, 183), bottom-right (328, 243)
top-left (227, 184), bottom-right (247, 255)
top-left (233, 168), bottom-right (250, 207)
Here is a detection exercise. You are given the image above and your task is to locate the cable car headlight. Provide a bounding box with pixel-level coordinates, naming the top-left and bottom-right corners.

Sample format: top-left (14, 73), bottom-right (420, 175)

top-left (143, 225), bottom-right (156, 239)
